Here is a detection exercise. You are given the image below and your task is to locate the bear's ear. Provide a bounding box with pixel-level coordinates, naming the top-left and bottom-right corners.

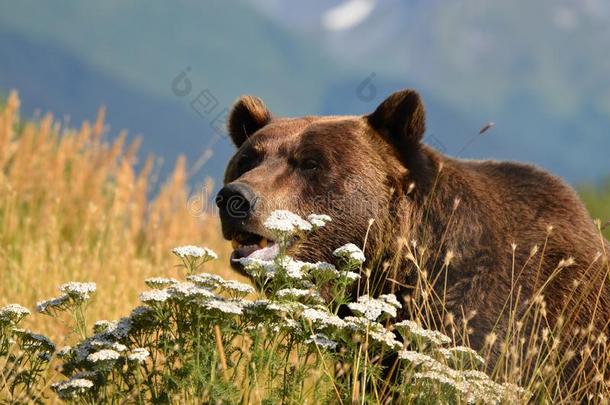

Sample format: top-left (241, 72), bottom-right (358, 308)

top-left (227, 95), bottom-right (272, 147)
top-left (366, 89), bottom-right (426, 149)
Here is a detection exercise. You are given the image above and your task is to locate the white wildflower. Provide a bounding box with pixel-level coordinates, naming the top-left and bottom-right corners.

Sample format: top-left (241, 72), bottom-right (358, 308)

top-left (107, 317), bottom-right (133, 339)
top-left (93, 320), bottom-right (113, 333)
top-left (219, 279), bottom-right (255, 295)
top-left (281, 289), bottom-right (323, 304)
top-left (397, 350), bottom-right (460, 381)
top-left (36, 294), bottom-right (70, 313)
top-left (438, 346), bottom-right (486, 365)
top-left (339, 271), bottom-right (361, 281)
top-left (73, 341), bottom-right (94, 362)
top-left (145, 277), bottom-right (179, 288)
top-left (172, 245), bottom-right (217, 261)
top-left (277, 288), bottom-right (321, 301)
top-left (72, 371), bottom-right (98, 380)
top-left (0, 304), bottom-right (30, 322)
top-left (379, 294), bottom-right (402, 309)
top-left (281, 319), bottom-right (302, 333)
top-left (348, 295), bottom-right (398, 321)
top-left (52, 378), bottom-right (94, 399)
top-left (461, 370), bottom-right (491, 380)
top-left (264, 210), bottom-right (312, 234)
top-left (89, 338), bottom-right (127, 353)
top-left (57, 346), bottom-right (72, 359)
top-left (277, 256), bottom-right (308, 279)
top-left (305, 261), bottom-right (339, 279)
top-left (60, 282), bottom-right (96, 301)
top-left (333, 243), bottom-right (366, 264)
top-left (53, 378), bottom-right (94, 390)
top-left (130, 306), bottom-right (154, 318)
top-left (90, 338), bottom-right (113, 349)
top-left (111, 342), bottom-right (128, 352)
top-left (305, 333), bottom-right (338, 350)
top-left (343, 316), bottom-right (383, 332)
top-left (14, 329), bottom-right (55, 352)
top-left (236, 257), bottom-right (277, 278)
top-left (369, 329), bottom-right (403, 350)
top-left (140, 289), bottom-right (170, 304)
top-left (397, 350), bottom-right (438, 366)
top-left (243, 300), bottom-right (292, 317)
top-left (413, 371), bottom-right (469, 394)
top-left (394, 320), bottom-right (452, 346)
top-left (127, 348), bottom-right (150, 363)
top-left (201, 298), bottom-right (243, 315)
top-left (307, 214), bottom-right (331, 228)
top-left (501, 382), bottom-right (530, 401)
top-left (167, 282), bottom-right (215, 300)
top-left (301, 308), bottom-right (346, 329)
top-left (87, 349), bottom-right (120, 363)
top-left (187, 272), bottom-right (225, 288)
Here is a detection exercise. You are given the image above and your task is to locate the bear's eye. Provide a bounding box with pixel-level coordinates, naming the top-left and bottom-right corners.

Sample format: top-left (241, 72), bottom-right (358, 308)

top-left (237, 152), bottom-right (260, 173)
top-left (300, 158), bottom-right (320, 172)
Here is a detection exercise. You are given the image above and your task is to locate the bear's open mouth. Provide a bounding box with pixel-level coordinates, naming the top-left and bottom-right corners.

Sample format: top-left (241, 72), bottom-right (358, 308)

top-left (230, 231), bottom-right (280, 268)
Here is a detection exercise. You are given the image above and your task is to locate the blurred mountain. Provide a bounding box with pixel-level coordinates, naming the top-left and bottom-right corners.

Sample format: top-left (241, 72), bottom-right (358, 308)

top-left (250, 0), bottom-right (610, 182)
top-left (0, 0), bottom-right (338, 186)
top-left (0, 0), bottom-right (609, 185)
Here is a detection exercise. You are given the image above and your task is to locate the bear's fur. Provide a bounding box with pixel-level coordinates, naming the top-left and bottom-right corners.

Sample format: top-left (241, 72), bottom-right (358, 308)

top-left (220, 89), bottom-right (610, 375)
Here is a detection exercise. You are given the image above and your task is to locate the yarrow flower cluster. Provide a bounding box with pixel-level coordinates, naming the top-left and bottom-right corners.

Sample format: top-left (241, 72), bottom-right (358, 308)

top-left (438, 346), bottom-right (486, 366)
top-left (277, 288), bottom-right (322, 303)
top-left (36, 294), bottom-right (70, 314)
top-left (398, 346), bottom-right (527, 403)
top-left (306, 214), bottom-right (332, 228)
top-left (36, 294), bottom-right (70, 313)
top-left (51, 378), bottom-right (94, 400)
top-left (172, 245), bottom-right (218, 261)
top-left (187, 273), bottom-right (225, 288)
top-left (139, 289), bottom-right (171, 304)
top-left (167, 282), bottom-right (215, 300)
top-left (145, 277), bottom-right (179, 288)
top-left (305, 333), bottom-right (338, 350)
top-left (264, 210), bottom-right (313, 234)
top-left (127, 348), bottom-right (150, 363)
top-left (219, 279), bottom-right (255, 296)
top-left (348, 294), bottom-right (401, 321)
top-left (36, 281), bottom-right (97, 316)
top-left (301, 307), bottom-right (346, 329)
top-left (333, 243), bottom-right (366, 264)
top-left (60, 282), bottom-right (97, 301)
top-left (0, 303), bottom-right (30, 323)
top-left (394, 320), bottom-right (452, 346)
top-left (87, 348), bottom-right (121, 363)
top-left (13, 329), bottom-right (56, 353)
top-left (43, 210), bottom-right (528, 404)
top-left (201, 298), bottom-right (244, 315)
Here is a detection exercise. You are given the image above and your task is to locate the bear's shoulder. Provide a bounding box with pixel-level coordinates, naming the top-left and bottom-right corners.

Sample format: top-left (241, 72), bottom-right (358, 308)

top-left (457, 158), bottom-right (565, 189)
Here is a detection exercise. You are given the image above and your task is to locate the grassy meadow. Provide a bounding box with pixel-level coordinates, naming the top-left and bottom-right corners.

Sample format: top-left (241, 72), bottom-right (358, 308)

top-left (0, 91), bottom-right (235, 340)
top-left (1, 92), bottom-right (609, 403)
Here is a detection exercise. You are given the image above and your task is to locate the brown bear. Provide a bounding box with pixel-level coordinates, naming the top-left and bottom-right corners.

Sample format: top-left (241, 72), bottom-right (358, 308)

top-left (216, 89), bottom-right (610, 379)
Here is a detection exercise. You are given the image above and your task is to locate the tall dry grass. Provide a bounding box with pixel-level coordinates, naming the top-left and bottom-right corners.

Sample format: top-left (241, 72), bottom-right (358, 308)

top-left (0, 91), bottom-right (234, 344)
top-left (2, 90), bottom-right (609, 403)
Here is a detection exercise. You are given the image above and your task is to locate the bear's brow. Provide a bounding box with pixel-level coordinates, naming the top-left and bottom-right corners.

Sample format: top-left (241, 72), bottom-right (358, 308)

top-left (298, 120), bottom-right (363, 144)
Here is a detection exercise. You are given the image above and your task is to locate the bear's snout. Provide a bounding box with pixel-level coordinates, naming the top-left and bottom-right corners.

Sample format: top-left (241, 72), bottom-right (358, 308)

top-left (216, 182), bottom-right (258, 223)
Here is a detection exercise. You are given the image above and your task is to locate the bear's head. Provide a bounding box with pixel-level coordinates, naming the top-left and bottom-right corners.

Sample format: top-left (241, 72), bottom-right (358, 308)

top-left (217, 89), bottom-right (430, 273)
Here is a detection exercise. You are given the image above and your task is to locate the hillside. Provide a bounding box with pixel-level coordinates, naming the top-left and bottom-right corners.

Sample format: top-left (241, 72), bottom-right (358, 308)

top-left (1, 0), bottom-right (609, 183)
top-left (0, 0), bottom-right (338, 185)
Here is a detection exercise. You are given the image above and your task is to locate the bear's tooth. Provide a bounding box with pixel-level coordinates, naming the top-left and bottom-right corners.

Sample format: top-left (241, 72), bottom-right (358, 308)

top-left (259, 238), bottom-right (268, 248)
top-left (231, 239), bottom-right (239, 249)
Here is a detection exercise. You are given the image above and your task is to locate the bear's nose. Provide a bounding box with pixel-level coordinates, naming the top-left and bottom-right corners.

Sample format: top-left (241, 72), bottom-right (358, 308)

top-left (215, 183), bottom-right (257, 220)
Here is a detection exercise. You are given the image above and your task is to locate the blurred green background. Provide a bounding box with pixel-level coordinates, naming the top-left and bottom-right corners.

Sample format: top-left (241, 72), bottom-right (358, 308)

top-left (0, 0), bottom-right (608, 236)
